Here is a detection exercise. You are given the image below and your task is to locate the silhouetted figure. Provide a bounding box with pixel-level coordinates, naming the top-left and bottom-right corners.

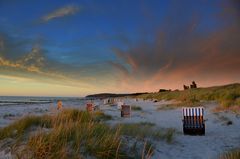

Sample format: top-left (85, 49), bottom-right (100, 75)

top-left (190, 81), bottom-right (197, 89)
top-left (183, 85), bottom-right (189, 90)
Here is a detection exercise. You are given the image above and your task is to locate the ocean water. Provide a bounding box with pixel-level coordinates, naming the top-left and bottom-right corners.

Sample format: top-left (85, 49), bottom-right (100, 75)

top-left (0, 96), bottom-right (85, 106)
top-left (0, 96), bottom-right (90, 127)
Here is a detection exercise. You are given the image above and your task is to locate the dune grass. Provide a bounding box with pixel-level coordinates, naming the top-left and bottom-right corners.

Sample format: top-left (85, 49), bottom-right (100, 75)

top-left (0, 109), bottom-right (158, 159)
top-left (93, 111), bottom-right (113, 121)
top-left (0, 115), bottom-right (51, 140)
top-left (116, 123), bottom-right (175, 144)
top-left (137, 83), bottom-right (240, 111)
top-left (220, 149), bottom-right (240, 159)
top-left (131, 105), bottom-right (142, 111)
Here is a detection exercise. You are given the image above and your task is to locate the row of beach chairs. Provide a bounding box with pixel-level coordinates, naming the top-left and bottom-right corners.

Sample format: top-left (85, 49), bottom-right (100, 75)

top-left (86, 100), bottom-right (206, 135)
top-left (86, 102), bottom-right (131, 117)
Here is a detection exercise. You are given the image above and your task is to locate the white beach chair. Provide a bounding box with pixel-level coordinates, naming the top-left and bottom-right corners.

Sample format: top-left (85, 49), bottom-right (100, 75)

top-left (182, 107), bottom-right (205, 135)
top-left (117, 101), bottom-right (124, 109)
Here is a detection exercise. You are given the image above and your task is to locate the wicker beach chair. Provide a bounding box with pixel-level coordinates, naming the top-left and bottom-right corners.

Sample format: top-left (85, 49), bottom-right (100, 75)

top-left (121, 105), bottom-right (131, 117)
top-left (86, 103), bottom-right (94, 112)
top-left (57, 100), bottom-right (63, 110)
top-left (117, 101), bottom-right (124, 109)
top-left (182, 107), bottom-right (205, 135)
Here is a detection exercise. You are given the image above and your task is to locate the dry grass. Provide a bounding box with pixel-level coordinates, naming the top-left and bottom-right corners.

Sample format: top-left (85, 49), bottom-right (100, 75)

top-left (137, 83), bottom-right (240, 112)
top-left (116, 123), bottom-right (175, 144)
top-left (0, 109), bottom-right (157, 159)
top-left (131, 105), bottom-right (142, 111)
top-left (220, 149), bottom-right (240, 159)
top-left (0, 115), bottom-right (51, 140)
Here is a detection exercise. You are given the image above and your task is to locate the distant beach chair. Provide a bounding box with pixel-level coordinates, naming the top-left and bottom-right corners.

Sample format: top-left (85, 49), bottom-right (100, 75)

top-left (57, 100), bottom-right (63, 110)
top-left (86, 103), bottom-right (94, 112)
top-left (103, 99), bottom-right (108, 105)
top-left (121, 105), bottom-right (131, 117)
top-left (117, 101), bottom-right (124, 109)
top-left (182, 107), bottom-right (205, 135)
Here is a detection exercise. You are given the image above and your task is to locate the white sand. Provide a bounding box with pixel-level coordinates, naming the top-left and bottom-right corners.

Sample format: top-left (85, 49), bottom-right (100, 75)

top-left (100, 99), bottom-right (240, 159)
top-left (0, 99), bottom-right (239, 159)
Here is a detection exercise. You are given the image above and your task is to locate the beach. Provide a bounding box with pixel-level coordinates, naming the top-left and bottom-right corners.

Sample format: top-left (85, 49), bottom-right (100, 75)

top-left (0, 97), bottom-right (239, 159)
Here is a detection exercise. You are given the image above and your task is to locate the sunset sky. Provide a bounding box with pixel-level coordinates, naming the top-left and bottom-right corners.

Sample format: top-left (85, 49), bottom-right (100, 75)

top-left (0, 0), bottom-right (239, 97)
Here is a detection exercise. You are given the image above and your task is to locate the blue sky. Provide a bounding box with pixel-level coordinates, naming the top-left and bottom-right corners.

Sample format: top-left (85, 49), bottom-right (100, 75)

top-left (0, 0), bottom-right (239, 96)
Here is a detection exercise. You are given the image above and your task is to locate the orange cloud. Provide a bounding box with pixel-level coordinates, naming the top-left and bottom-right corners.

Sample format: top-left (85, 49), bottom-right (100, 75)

top-left (110, 1), bottom-right (240, 92)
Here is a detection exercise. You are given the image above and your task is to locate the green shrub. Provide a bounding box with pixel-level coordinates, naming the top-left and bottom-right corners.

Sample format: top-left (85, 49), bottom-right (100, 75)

top-left (131, 106), bottom-right (142, 111)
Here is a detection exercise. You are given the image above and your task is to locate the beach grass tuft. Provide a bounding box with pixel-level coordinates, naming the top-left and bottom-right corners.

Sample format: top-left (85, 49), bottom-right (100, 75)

top-left (131, 105), bottom-right (142, 111)
top-left (220, 149), bottom-right (240, 159)
top-left (0, 115), bottom-right (51, 140)
top-left (0, 109), bottom-right (160, 158)
top-left (93, 111), bottom-right (113, 121)
top-left (116, 123), bottom-right (175, 143)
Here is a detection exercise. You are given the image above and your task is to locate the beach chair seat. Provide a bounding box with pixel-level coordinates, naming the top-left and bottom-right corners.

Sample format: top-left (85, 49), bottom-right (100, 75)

top-left (182, 107), bottom-right (205, 135)
top-left (121, 105), bottom-right (131, 117)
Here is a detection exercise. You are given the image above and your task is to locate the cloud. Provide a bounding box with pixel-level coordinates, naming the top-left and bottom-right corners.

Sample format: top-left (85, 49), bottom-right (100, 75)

top-left (110, 0), bottom-right (240, 91)
top-left (0, 30), bottom-right (120, 94)
top-left (41, 4), bottom-right (80, 22)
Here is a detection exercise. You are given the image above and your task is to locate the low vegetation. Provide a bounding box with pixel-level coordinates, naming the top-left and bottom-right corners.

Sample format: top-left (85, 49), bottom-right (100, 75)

top-left (116, 123), bottom-right (175, 144)
top-left (94, 111), bottom-right (113, 121)
top-left (137, 83), bottom-right (240, 112)
top-left (0, 109), bottom-right (174, 158)
top-left (0, 115), bottom-right (51, 140)
top-left (131, 105), bottom-right (142, 111)
top-left (157, 104), bottom-right (179, 110)
top-left (220, 149), bottom-right (240, 159)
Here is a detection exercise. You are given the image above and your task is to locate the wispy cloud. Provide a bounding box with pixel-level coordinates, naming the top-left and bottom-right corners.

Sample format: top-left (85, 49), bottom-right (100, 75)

top-left (41, 4), bottom-right (80, 22)
top-left (0, 31), bottom-right (118, 93)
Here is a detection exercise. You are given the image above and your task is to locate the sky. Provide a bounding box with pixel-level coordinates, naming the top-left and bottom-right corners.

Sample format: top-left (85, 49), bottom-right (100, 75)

top-left (0, 0), bottom-right (239, 97)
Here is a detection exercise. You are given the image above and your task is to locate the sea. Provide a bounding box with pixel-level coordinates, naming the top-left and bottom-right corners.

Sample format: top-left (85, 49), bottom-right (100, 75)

top-left (0, 96), bottom-right (88, 127)
top-left (0, 96), bottom-right (86, 106)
